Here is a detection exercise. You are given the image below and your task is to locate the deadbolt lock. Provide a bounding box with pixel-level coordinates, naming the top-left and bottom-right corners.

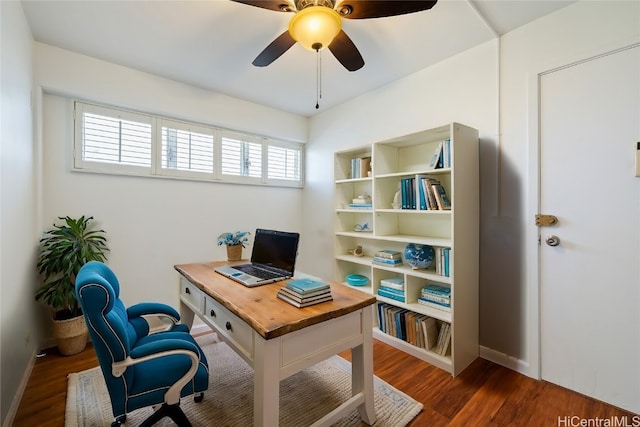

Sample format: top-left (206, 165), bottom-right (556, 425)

top-left (535, 214), bottom-right (558, 226)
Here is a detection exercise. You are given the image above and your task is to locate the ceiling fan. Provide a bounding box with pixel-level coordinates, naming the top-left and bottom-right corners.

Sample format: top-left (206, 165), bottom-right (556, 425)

top-left (231, 0), bottom-right (438, 72)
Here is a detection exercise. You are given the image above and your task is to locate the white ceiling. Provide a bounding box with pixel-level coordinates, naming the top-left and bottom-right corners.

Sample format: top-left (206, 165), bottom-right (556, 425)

top-left (21, 0), bottom-right (575, 117)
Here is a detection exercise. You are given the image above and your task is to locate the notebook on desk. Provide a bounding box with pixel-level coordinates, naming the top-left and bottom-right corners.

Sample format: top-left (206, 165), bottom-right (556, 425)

top-left (214, 228), bottom-right (300, 287)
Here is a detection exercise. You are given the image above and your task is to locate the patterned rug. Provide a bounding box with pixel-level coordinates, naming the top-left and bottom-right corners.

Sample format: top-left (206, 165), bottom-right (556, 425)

top-left (66, 334), bottom-right (422, 426)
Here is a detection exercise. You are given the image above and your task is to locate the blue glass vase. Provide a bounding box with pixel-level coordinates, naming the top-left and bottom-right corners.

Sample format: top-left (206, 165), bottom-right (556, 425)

top-left (404, 243), bottom-right (435, 269)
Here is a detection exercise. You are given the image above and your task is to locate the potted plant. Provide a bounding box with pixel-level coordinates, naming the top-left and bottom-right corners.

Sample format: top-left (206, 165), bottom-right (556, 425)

top-left (35, 215), bottom-right (109, 355)
top-left (217, 231), bottom-right (250, 261)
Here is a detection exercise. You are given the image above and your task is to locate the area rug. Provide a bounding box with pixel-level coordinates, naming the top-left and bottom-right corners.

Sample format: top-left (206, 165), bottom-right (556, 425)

top-left (66, 334), bottom-right (422, 426)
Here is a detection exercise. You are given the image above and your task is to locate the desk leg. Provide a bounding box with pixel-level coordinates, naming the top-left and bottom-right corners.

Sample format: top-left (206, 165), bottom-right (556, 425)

top-left (253, 336), bottom-right (280, 427)
top-left (179, 300), bottom-right (195, 330)
top-left (352, 306), bottom-right (376, 425)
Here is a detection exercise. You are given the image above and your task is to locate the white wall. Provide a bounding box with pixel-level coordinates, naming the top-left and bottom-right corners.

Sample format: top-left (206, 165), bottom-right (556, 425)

top-left (35, 43), bottom-right (308, 328)
top-left (0, 1), bottom-right (39, 425)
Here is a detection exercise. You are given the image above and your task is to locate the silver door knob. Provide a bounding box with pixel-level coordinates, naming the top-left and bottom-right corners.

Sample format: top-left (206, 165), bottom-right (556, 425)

top-left (546, 235), bottom-right (560, 246)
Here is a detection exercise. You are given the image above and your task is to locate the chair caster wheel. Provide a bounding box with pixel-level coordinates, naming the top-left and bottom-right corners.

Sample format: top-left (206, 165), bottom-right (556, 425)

top-left (112, 414), bottom-right (126, 426)
top-left (194, 392), bottom-right (204, 403)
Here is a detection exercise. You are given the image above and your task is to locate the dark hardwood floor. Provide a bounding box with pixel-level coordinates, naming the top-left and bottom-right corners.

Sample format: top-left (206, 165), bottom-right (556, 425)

top-left (13, 336), bottom-right (637, 426)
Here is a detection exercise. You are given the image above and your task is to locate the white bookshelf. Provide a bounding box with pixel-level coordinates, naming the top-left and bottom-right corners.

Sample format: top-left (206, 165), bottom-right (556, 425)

top-left (333, 122), bottom-right (479, 376)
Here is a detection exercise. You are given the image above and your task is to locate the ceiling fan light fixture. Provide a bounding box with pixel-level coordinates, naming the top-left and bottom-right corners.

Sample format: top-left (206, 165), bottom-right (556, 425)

top-left (288, 6), bottom-right (342, 51)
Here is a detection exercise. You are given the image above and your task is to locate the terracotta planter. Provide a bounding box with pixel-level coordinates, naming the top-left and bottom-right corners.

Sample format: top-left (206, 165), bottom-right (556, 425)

top-left (226, 244), bottom-right (242, 261)
top-left (51, 315), bottom-right (88, 356)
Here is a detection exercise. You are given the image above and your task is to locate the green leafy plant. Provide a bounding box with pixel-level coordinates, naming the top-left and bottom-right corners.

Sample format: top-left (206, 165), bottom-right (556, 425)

top-left (35, 216), bottom-right (109, 320)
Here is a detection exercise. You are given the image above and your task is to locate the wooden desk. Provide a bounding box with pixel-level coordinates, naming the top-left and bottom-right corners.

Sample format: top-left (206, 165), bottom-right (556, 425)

top-left (175, 261), bottom-right (378, 427)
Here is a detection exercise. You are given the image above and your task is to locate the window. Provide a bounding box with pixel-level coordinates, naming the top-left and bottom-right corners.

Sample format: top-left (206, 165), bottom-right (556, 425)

top-left (73, 102), bottom-right (304, 187)
top-left (221, 133), bottom-right (262, 179)
top-left (160, 120), bottom-right (214, 176)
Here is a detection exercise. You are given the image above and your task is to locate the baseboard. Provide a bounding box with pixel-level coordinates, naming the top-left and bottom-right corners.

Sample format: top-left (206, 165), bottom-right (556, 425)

top-left (480, 345), bottom-right (533, 378)
top-left (2, 349), bottom-right (38, 427)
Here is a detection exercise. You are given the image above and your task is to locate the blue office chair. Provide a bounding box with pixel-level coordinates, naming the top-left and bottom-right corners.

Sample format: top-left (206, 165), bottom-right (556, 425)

top-left (75, 261), bottom-right (209, 427)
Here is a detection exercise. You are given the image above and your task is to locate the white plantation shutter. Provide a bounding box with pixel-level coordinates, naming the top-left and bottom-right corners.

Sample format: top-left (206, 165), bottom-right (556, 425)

top-left (267, 144), bottom-right (301, 181)
top-left (220, 133), bottom-right (262, 179)
top-left (78, 105), bottom-right (152, 169)
top-left (74, 101), bottom-right (303, 187)
top-left (161, 120), bottom-right (214, 175)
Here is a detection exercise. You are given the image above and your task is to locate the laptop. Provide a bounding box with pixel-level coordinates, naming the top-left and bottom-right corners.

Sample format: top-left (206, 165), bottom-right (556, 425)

top-left (214, 228), bottom-right (300, 287)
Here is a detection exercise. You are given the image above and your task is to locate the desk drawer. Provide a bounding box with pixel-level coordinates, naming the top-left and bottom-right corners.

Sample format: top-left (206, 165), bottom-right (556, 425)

top-left (180, 279), bottom-right (204, 314)
top-left (204, 296), bottom-right (253, 359)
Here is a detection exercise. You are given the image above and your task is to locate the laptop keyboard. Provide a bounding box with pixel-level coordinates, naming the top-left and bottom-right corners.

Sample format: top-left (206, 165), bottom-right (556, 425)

top-left (237, 265), bottom-right (283, 280)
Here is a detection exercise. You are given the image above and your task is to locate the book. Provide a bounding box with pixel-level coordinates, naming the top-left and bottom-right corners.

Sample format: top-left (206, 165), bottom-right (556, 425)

top-left (374, 250), bottom-right (402, 260)
top-left (372, 257), bottom-right (402, 265)
top-left (418, 297), bottom-right (451, 312)
top-left (422, 284), bottom-right (451, 297)
top-left (420, 293), bottom-right (450, 305)
top-left (277, 291), bottom-right (333, 308)
top-left (428, 141), bottom-right (443, 169)
top-left (379, 277), bottom-right (404, 290)
top-left (377, 287), bottom-right (405, 302)
top-left (442, 139), bottom-right (451, 168)
top-left (278, 286), bottom-right (331, 301)
top-left (420, 316), bottom-right (439, 350)
top-left (431, 183), bottom-right (451, 210)
top-left (372, 259), bottom-right (403, 267)
top-left (419, 177), bottom-right (440, 210)
top-left (436, 322), bottom-right (452, 356)
top-left (286, 278), bottom-right (330, 294)
top-left (413, 314), bottom-right (427, 348)
top-left (405, 311), bottom-right (417, 345)
top-left (348, 203), bottom-right (372, 209)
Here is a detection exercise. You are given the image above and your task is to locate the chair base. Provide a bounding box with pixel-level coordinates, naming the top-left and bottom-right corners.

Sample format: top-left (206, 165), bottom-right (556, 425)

top-left (111, 394), bottom-right (204, 427)
top-left (139, 402), bottom-right (191, 427)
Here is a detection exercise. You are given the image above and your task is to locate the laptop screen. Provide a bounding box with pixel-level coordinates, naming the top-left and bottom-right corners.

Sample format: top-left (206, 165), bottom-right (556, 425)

top-left (251, 229), bottom-right (300, 273)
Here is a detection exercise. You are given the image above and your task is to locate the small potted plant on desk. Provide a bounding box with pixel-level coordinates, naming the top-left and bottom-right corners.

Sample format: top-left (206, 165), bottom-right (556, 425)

top-left (35, 216), bottom-right (109, 355)
top-left (217, 231), bottom-right (250, 261)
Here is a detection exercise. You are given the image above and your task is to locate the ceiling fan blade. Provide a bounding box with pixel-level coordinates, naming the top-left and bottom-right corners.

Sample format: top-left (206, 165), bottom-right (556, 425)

top-left (252, 31), bottom-right (297, 67)
top-left (229, 0), bottom-right (293, 12)
top-left (328, 30), bottom-right (364, 71)
top-left (337, 0), bottom-right (437, 19)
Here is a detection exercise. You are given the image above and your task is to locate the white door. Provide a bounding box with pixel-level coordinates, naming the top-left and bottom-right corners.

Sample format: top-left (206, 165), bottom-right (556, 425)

top-left (539, 45), bottom-right (640, 413)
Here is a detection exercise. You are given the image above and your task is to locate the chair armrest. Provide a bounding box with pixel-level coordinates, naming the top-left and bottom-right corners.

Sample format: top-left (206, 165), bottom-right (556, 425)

top-left (127, 302), bottom-right (180, 323)
top-left (112, 339), bottom-right (199, 377)
top-left (112, 339), bottom-right (202, 405)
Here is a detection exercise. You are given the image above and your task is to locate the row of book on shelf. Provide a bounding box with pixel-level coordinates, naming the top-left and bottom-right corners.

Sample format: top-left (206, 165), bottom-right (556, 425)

top-left (350, 156), bottom-right (371, 179)
top-left (376, 276), bottom-right (451, 313)
top-left (277, 278), bottom-right (333, 308)
top-left (371, 248), bottom-right (450, 277)
top-left (399, 175), bottom-right (451, 210)
top-left (377, 302), bottom-right (451, 356)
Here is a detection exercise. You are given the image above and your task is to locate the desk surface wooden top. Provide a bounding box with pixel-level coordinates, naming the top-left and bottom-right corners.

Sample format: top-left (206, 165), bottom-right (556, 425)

top-left (175, 261), bottom-right (377, 340)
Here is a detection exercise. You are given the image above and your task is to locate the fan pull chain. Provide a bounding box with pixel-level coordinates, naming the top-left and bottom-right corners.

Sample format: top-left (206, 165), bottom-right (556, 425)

top-left (315, 47), bottom-right (322, 109)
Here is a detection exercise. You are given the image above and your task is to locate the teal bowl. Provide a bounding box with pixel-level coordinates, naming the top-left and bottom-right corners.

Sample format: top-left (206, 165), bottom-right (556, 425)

top-left (346, 274), bottom-right (368, 287)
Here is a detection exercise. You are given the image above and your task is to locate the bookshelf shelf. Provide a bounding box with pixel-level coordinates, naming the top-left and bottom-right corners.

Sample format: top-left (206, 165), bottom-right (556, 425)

top-left (333, 122), bottom-right (479, 377)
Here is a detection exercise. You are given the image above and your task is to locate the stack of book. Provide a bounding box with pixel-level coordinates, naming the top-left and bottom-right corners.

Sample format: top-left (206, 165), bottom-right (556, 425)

top-left (372, 250), bottom-right (402, 267)
top-left (277, 278), bottom-right (332, 308)
top-left (417, 284), bottom-right (451, 312)
top-left (376, 303), bottom-right (442, 352)
top-left (348, 194), bottom-right (372, 210)
top-left (377, 277), bottom-right (405, 302)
